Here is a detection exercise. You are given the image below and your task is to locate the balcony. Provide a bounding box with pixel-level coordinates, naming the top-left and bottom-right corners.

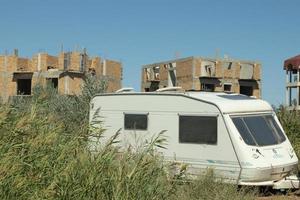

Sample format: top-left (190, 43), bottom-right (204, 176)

top-left (286, 82), bottom-right (300, 88)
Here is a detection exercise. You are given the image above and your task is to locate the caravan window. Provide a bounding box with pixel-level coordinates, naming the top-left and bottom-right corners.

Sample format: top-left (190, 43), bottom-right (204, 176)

top-left (124, 114), bottom-right (148, 130)
top-left (179, 116), bottom-right (217, 144)
top-left (231, 115), bottom-right (286, 146)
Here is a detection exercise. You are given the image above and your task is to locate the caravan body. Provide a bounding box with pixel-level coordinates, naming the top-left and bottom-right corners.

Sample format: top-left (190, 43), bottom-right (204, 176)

top-left (89, 91), bottom-right (298, 188)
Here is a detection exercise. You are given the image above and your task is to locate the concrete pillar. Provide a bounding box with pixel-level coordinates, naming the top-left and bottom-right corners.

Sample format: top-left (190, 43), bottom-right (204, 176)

top-left (290, 89), bottom-right (292, 106)
top-left (297, 69), bottom-right (300, 106)
top-left (37, 53), bottom-right (41, 71)
top-left (192, 58), bottom-right (195, 90)
top-left (286, 70), bottom-right (293, 106)
top-left (103, 60), bottom-right (106, 76)
top-left (3, 56), bottom-right (8, 101)
top-left (64, 76), bottom-right (69, 95)
top-left (285, 87), bottom-right (290, 106)
top-left (286, 70), bottom-right (289, 106)
top-left (167, 63), bottom-right (176, 87)
top-left (4, 55), bottom-right (7, 71)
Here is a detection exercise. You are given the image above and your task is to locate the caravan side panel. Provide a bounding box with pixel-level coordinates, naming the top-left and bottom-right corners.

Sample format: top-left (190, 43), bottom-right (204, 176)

top-left (90, 94), bottom-right (241, 182)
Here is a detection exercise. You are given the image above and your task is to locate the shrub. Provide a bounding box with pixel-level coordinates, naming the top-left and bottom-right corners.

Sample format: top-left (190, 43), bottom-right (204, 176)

top-left (174, 170), bottom-right (255, 200)
top-left (276, 105), bottom-right (300, 157)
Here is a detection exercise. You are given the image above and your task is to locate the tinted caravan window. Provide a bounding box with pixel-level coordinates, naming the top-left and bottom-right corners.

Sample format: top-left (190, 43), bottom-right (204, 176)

top-left (231, 115), bottom-right (286, 146)
top-left (124, 114), bottom-right (148, 130)
top-left (179, 116), bottom-right (217, 144)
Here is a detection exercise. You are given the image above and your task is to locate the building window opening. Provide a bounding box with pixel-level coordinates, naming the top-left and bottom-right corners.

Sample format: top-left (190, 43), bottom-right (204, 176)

top-left (17, 79), bottom-right (32, 95)
top-left (205, 65), bottom-right (212, 76)
top-left (80, 54), bottom-right (86, 72)
top-left (201, 83), bottom-right (215, 92)
top-left (64, 53), bottom-right (71, 71)
top-left (227, 62), bottom-right (232, 70)
top-left (88, 68), bottom-right (96, 76)
top-left (292, 70), bottom-right (298, 83)
top-left (46, 78), bottom-right (58, 90)
top-left (168, 70), bottom-right (176, 87)
top-left (150, 81), bottom-right (159, 91)
top-left (224, 84), bottom-right (232, 92)
top-left (47, 66), bottom-right (56, 70)
top-left (64, 59), bottom-right (68, 70)
top-left (153, 66), bottom-right (160, 80)
top-left (240, 86), bottom-right (253, 96)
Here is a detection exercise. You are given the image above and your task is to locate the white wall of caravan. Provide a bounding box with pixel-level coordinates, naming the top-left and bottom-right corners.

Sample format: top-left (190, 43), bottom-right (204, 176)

top-left (90, 94), bottom-right (241, 181)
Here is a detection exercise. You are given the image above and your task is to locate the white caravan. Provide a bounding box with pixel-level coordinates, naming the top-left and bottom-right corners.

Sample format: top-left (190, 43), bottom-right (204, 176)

top-left (89, 90), bottom-right (299, 189)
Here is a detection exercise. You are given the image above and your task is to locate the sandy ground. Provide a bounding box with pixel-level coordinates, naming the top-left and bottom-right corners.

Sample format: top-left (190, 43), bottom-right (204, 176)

top-left (257, 196), bottom-right (300, 200)
top-left (257, 193), bottom-right (300, 200)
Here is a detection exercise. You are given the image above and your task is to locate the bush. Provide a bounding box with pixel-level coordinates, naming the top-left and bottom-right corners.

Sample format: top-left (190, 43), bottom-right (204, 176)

top-left (276, 105), bottom-right (300, 157)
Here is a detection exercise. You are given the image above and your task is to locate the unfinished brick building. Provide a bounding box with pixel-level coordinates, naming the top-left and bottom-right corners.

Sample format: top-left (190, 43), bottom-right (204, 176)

top-left (0, 49), bottom-right (122, 102)
top-left (284, 54), bottom-right (300, 110)
top-left (141, 56), bottom-right (261, 98)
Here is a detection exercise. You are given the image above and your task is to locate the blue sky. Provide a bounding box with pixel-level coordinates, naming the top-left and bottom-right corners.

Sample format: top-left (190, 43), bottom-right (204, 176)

top-left (0, 0), bottom-right (299, 105)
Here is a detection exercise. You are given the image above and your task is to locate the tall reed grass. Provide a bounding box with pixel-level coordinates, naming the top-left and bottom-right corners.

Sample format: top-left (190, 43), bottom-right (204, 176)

top-left (0, 76), bottom-right (256, 199)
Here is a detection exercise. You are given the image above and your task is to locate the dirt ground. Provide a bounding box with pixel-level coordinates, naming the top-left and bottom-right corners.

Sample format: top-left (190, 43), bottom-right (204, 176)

top-left (257, 192), bottom-right (300, 200)
top-left (256, 189), bottom-right (300, 199)
top-left (257, 196), bottom-right (300, 200)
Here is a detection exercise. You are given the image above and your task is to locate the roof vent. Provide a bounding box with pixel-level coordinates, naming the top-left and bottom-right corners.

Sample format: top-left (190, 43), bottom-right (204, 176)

top-left (115, 87), bottom-right (135, 93)
top-left (156, 86), bottom-right (184, 92)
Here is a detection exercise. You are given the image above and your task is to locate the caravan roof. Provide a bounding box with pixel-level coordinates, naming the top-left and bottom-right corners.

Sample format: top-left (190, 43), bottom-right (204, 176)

top-left (95, 91), bottom-right (272, 114)
top-left (185, 92), bottom-right (272, 114)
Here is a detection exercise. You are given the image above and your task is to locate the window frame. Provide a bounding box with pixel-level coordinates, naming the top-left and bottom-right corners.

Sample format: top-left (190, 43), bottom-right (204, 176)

top-left (201, 83), bottom-right (215, 92)
top-left (230, 113), bottom-right (286, 147)
top-left (46, 78), bottom-right (58, 90)
top-left (178, 114), bottom-right (218, 145)
top-left (124, 112), bottom-right (149, 131)
top-left (17, 78), bottom-right (32, 95)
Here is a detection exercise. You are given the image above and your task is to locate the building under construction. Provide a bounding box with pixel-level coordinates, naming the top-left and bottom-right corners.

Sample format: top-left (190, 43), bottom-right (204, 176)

top-left (141, 56), bottom-right (261, 98)
top-left (0, 49), bottom-right (122, 102)
top-left (284, 54), bottom-right (300, 110)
